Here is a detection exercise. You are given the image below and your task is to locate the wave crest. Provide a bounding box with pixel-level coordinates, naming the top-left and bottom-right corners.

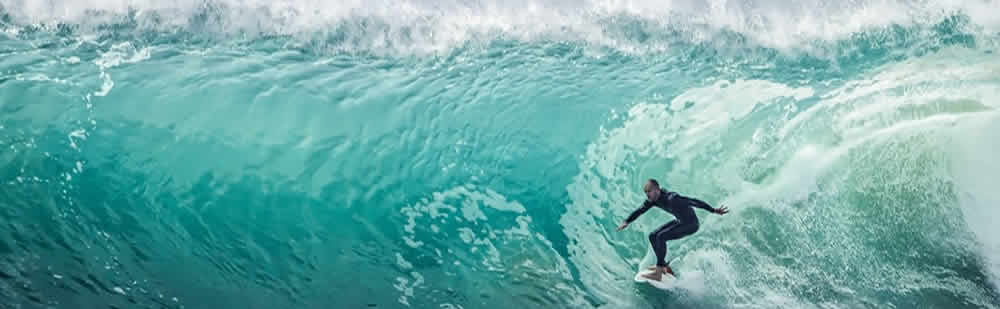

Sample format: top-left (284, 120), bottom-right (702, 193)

top-left (2, 0), bottom-right (997, 55)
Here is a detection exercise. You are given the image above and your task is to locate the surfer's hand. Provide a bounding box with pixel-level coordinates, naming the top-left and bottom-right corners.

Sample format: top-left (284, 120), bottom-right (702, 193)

top-left (617, 222), bottom-right (628, 231)
top-left (714, 206), bottom-right (729, 215)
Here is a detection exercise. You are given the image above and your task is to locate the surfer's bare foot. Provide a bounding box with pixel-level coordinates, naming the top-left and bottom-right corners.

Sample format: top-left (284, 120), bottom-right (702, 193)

top-left (663, 265), bottom-right (675, 276)
top-left (641, 271), bottom-right (662, 281)
top-left (648, 264), bottom-right (675, 276)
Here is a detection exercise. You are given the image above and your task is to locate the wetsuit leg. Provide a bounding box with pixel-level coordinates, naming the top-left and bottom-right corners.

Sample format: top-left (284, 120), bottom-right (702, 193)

top-left (650, 221), bottom-right (699, 267)
top-left (648, 221), bottom-right (677, 267)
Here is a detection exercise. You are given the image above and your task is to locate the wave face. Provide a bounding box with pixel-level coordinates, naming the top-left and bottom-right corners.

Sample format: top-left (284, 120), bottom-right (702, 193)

top-left (2, 0), bottom-right (1000, 308)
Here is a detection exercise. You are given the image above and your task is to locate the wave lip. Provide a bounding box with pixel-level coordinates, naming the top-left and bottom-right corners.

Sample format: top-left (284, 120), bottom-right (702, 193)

top-left (2, 0), bottom-right (998, 54)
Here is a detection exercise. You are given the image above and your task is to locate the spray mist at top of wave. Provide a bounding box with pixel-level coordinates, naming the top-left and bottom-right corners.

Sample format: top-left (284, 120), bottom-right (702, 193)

top-left (1, 0), bottom-right (998, 55)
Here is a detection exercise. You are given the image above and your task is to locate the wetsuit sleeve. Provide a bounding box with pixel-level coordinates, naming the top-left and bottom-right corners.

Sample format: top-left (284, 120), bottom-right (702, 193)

top-left (688, 198), bottom-right (716, 212)
top-left (625, 201), bottom-right (654, 224)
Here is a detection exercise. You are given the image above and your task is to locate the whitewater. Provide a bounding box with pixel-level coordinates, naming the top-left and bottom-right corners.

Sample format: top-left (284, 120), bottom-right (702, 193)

top-left (2, 0), bottom-right (1000, 308)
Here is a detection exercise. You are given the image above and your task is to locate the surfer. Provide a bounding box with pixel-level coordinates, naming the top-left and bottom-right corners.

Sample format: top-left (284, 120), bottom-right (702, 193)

top-left (617, 178), bottom-right (728, 281)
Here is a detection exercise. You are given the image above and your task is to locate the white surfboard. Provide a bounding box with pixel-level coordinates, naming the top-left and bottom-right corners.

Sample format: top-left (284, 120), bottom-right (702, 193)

top-left (633, 269), bottom-right (679, 290)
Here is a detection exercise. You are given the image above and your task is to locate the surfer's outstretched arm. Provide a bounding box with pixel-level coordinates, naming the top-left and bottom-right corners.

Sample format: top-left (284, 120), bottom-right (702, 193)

top-left (618, 201), bottom-right (654, 231)
top-left (689, 198), bottom-right (728, 215)
top-left (626, 201), bottom-right (654, 223)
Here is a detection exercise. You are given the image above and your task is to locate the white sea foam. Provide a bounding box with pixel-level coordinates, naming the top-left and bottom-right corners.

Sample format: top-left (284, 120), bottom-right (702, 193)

top-left (1, 0), bottom-right (996, 54)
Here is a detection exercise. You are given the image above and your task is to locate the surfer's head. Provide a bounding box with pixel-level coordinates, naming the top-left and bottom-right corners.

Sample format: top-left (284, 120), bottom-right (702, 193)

top-left (644, 179), bottom-right (661, 201)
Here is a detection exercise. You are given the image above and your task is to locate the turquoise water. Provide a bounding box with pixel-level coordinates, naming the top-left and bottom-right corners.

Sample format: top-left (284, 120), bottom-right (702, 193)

top-left (2, 1), bottom-right (1000, 308)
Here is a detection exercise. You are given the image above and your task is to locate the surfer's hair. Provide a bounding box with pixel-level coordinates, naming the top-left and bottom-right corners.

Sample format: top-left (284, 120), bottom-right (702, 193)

top-left (647, 179), bottom-right (659, 187)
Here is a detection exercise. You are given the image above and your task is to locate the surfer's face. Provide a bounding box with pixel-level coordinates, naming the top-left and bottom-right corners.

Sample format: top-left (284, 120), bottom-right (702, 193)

top-left (644, 183), bottom-right (659, 201)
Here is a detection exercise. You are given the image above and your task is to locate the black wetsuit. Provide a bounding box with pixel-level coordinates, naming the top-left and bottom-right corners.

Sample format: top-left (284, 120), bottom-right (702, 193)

top-left (625, 188), bottom-right (717, 267)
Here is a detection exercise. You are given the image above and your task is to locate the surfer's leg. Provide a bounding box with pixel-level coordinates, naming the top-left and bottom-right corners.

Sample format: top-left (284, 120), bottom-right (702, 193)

top-left (650, 221), bottom-right (699, 274)
top-left (649, 221), bottom-right (678, 267)
top-left (662, 222), bottom-right (699, 241)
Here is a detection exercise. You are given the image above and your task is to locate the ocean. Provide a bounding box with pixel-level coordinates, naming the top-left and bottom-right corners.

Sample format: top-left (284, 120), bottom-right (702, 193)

top-left (2, 0), bottom-right (1000, 308)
